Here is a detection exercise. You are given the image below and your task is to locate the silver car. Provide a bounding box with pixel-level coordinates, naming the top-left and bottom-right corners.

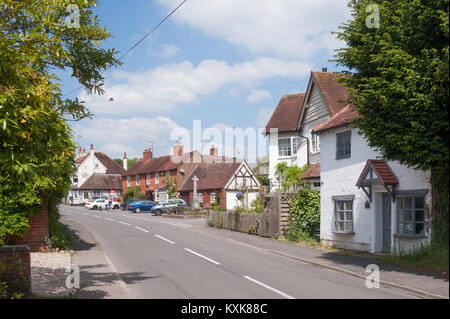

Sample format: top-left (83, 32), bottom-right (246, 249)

top-left (151, 198), bottom-right (187, 216)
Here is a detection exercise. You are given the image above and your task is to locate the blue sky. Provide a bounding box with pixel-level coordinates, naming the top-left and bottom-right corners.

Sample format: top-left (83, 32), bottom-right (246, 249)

top-left (61, 0), bottom-right (350, 161)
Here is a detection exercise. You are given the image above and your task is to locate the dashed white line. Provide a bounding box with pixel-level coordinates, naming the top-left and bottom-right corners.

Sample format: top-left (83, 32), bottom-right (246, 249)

top-left (135, 226), bottom-right (149, 233)
top-left (104, 218), bottom-right (114, 222)
top-left (243, 276), bottom-right (295, 299)
top-left (82, 213), bottom-right (89, 216)
top-left (155, 235), bottom-right (175, 244)
top-left (184, 248), bottom-right (221, 265)
top-left (118, 221), bottom-right (131, 226)
top-left (93, 215), bottom-right (102, 219)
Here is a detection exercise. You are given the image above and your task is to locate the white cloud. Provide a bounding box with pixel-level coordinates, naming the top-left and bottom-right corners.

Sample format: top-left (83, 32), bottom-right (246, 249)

top-left (157, 0), bottom-right (350, 59)
top-left (79, 58), bottom-right (311, 115)
top-left (247, 89), bottom-right (272, 103)
top-left (72, 117), bottom-right (180, 158)
top-left (256, 107), bottom-right (275, 128)
top-left (159, 44), bottom-right (180, 59)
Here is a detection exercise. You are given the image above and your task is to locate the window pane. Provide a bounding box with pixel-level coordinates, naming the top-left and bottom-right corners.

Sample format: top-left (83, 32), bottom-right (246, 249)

top-left (345, 222), bottom-right (353, 233)
top-left (397, 199), bottom-right (403, 209)
top-left (415, 223), bottom-right (424, 235)
top-left (338, 222), bottom-right (344, 232)
top-left (345, 212), bottom-right (353, 221)
top-left (403, 223), bottom-right (413, 234)
top-left (415, 210), bottom-right (424, 222)
top-left (338, 212), bottom-right (344, 221)
top-left (345, 200), bottom-right (353, 210)
top-left (404, 198), bottom-right (412, 209)
top-left (337, 201), bottom-right (344, 211)
top-left (404, 210), bottom-right (412, 222)
top-left (415, 197), bottom-right (424, 209)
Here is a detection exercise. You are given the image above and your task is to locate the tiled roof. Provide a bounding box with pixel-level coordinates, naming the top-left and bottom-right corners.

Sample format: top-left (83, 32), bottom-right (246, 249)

top-left (356, 160), bottom-right (399, 186)
top-left (312, 71), bottom-right (350, 114)
top-left (75, 156), bottom-right (86, 164)
top-left (79, 174), bottom-right (123, 190)
top-left (178, 161), bottom-right (242, 192)
top-left (265, 93), bottom-right (305, 135)
top-left (301, 162), bottom-right (320, 179)
top-left (94, 152), bottom-right (126, 175)
top-left (312, 105), bottom-right (360, 133)
top-left (124, 152), bottom-right (198, 176)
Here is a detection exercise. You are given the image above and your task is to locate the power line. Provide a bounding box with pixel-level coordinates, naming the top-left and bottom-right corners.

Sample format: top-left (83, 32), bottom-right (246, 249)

top-left (62, 0), bottom-right (187, 97)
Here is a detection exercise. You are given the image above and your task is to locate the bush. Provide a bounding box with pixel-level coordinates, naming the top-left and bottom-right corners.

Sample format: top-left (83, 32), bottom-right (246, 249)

top-left (284, 189), bottom-right (320, 241)
top-left (123, 186), bottom-right (145, 201)
top-left (250, 196), bottom-right (264, 213)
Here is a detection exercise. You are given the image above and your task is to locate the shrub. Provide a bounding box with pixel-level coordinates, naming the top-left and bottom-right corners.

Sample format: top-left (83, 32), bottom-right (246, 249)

top-left (284, 189), bottom-right (320, 241)
top-left (250, 196), bottom-right (264, 213)
top-left (123, 186), bottom-right (145, 201)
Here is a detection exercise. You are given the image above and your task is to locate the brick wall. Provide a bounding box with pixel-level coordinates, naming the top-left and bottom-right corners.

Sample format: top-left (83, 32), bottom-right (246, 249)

top-left (11, 206), bottom-right (50, 252)
top-left (0, 246), bottom-right (31, 296)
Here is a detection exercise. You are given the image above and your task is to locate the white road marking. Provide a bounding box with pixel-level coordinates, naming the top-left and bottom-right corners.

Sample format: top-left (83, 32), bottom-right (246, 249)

top-left (155, 235), bottom-right (175, 244)
top-left (104, 218), bottom-right (114, 222)
top-left (118, 221), bottom-right (131, 226)
top-left (82, 213), bottom-right (89, 216)
top-left (135, 226), bottom-right (149, 233)
top-left (243, 276), bottom-right (295, 299)
top-left (93, 215), bottom-right (102, 219)
top-left (184, 248), bottom-right (221, 265)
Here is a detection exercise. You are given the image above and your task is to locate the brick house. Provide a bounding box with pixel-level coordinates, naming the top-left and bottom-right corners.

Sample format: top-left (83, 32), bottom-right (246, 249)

top-left (178, 160), bottom-right (261, 210)
top-left (122, 142), bottom-right (201, 202)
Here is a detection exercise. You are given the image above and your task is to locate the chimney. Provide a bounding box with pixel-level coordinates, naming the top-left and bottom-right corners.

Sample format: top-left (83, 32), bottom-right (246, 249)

top-left (143, 148), bottom-right (153, 161)
top-left (210, 144), bottom-right (218, 157)
top-left (90, 144), bottom-right (94, 155)
top-left (322, 66), bottom-right (327, 72)
top-left (123, 152), bottom-right (127, 170)
top-left (173, 141), bottom-right (184, 157)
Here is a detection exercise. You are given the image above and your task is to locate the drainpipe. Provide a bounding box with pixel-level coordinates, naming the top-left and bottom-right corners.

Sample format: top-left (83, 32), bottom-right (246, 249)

top-left (299, 135), bottom-right (310, 165)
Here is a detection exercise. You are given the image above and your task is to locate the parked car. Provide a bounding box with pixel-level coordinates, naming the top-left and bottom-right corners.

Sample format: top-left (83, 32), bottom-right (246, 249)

top-left (121, 199), bottom-right (140, 211)
top-left (151, 198), bottom-right (187, 216)
top-left (85, 198), bottom-right (120, 210)
top-left (127, 200), bottom-right (157, 213)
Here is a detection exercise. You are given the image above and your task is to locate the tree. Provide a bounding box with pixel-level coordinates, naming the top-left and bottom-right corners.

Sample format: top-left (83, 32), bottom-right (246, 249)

top-left (275, 163), bottom-right (310, 189)
top-left (0, 0), bottom-right (120, 245)
top-left (333, 0), bottom-right (449, 242)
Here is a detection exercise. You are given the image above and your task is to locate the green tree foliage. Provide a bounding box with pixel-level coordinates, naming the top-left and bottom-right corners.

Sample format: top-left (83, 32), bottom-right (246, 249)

top-left (275, 163), bottom-right (310, 189)
top-left (333, 0), bottom-right (449, 242)
top-left (284, 189), bottom-right (321, 241)
top-left (0, 0), bottom-right (120, 246)
top-left (123, 186), bottom-right (145, 202)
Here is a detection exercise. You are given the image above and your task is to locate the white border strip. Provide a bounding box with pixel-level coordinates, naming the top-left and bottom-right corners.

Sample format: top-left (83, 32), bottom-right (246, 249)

top-left (244, 276), bottom-right (295, 299)
top-left (135, 226), bottom-right (149, 233)
top-left (155, 234), bottom-right (175, 244)
top-left (184, 248), bottom-right (221, 265)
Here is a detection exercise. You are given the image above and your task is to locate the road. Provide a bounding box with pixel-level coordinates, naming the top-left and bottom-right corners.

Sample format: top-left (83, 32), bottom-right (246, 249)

top-left (60, 205), bottom-right (420, 299)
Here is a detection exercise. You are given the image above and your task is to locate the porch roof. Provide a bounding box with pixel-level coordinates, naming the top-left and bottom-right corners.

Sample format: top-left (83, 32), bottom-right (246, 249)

top-left (356, 159), bottom-right (399, 187)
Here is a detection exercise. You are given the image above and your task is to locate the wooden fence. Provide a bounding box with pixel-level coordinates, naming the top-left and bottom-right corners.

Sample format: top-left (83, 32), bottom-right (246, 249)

top-left (206, 191), bottom-right (298, 238)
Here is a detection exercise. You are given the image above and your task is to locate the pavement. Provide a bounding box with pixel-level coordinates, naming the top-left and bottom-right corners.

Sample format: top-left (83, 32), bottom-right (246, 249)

top-left (31, 251), bottom-right (71, 297)
top-left (59, 205), bottom-right (449, 299)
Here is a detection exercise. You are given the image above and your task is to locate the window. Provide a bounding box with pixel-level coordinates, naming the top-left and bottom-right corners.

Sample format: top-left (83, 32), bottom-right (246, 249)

top-left (84, 192), bottom-right (89, 199)
top-left (336, 131), bottom-right (351, 159)
top-left (72, 175), bottom-right (78, 184)
top-left (155, 172), bottom-right (159, 184)
top-left (135, 175), bottom-right (140, 185)
top-left (146, 174), bottom-right (151, 185)
top-left (127, 176), bottom-right (131, 187)
top-left (397, 196), bottom-right (425, 236)
top-left (278, 138), bottom-right (292, 156)
top-left (95, 163), bottom-right (99, 168)
top-left (334, 200), bottom-right (354, 233)
top-left (166, 171), bottom-right (170, 181)
top-left (210, 192), bottom-right (217, 203)
top-left (198, 193), bottom-right (203, 203)
top-left (74, 191), bottom-right (78, 199)
top-left (313, 182), bottom-right (321, 188)
top-left (311, 131), bottom-right (320, 153)
top-left (292, 137), bottom-right (303, 155)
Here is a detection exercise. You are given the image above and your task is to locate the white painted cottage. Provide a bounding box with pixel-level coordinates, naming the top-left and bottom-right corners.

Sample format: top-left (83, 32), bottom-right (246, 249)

top-left (68, 145), bottom-right (126, 205)
top-left (313, 105), bottom-right (432, 254)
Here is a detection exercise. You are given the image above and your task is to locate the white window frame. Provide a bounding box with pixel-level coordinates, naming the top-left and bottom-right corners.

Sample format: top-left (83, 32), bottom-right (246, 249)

top-left (146, 173), bottom-right (151, 185)
top-left (198, 193), bottom-right (204, 203)
top-left (396, 196), bottom-right (426, 237)
top-left (311, 130), bottom-right (320, 153)
top-left (278, 137), bottom-right (303, 157)
top-left (127, 176), bottom-right (131, 187)
top-left (135, 175), bottom-right (140, 186)
top-left (155, 172), bottom-right (159, 184)
top-left (210, 192), bottom-right (217, 203)
top-left (334, 198), bottom-right (354, 233)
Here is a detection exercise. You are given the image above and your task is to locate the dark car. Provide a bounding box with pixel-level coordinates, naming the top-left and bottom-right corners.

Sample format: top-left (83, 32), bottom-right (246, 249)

top-left (128, 200), bottom-right (157, 213)
top-left (120, 199), bottom-right (140, 211)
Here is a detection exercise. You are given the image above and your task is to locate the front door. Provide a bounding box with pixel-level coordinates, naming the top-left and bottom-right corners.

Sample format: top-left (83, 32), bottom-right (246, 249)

top-left (382, 193), bottom-right (392, 253)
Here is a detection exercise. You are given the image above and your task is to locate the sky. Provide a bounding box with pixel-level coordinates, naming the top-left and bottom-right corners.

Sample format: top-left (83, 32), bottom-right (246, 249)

top-left (60, 0), bottom-right (351, 162)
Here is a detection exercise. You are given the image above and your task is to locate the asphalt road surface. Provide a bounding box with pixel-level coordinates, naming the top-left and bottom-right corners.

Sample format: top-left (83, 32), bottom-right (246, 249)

top-left (60, 205), bottom-right (420, 299)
